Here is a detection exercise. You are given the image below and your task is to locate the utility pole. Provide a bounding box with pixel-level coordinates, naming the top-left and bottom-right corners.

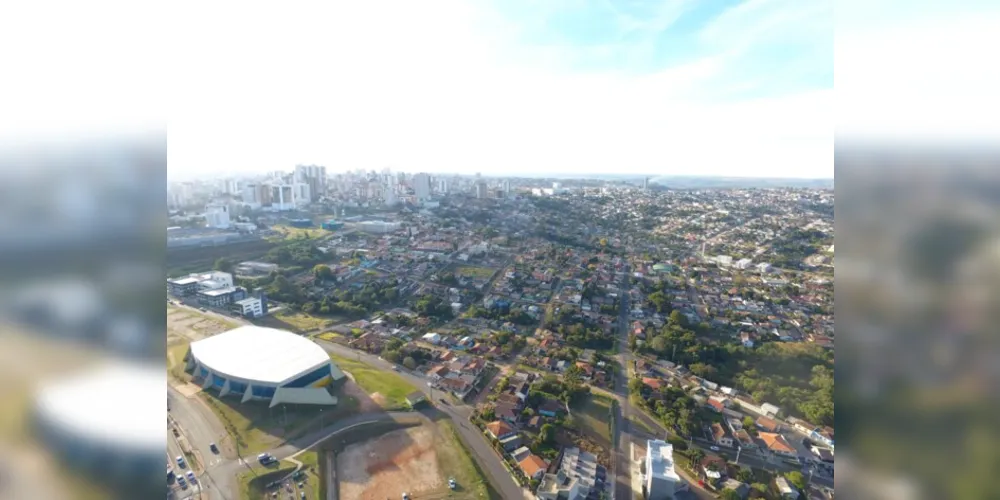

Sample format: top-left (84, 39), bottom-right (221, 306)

top-left (735, 446), bottom-right (742, 465)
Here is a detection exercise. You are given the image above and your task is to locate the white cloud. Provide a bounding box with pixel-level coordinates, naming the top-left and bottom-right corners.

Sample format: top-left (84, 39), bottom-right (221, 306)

top-left (1, 0), bottom-right (832, 178)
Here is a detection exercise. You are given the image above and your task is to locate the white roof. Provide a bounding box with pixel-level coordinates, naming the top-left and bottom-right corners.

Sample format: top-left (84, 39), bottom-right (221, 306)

top-left (34, 362), bottom-right (165, 452)
top-left (646, 440), bottom-right (681, 482)
top-left (190, 326), bottom-right (330, 385)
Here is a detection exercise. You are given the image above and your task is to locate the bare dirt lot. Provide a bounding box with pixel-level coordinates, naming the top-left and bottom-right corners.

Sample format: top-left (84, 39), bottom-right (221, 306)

top-left (167, 305), bottom-right (234, 342)
top-left (337, 425), bottom-right (444, 500)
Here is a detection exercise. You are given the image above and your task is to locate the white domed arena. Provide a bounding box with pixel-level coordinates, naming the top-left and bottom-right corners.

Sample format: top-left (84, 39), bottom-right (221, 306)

top-left (185, 325), bottom-right (345, 407)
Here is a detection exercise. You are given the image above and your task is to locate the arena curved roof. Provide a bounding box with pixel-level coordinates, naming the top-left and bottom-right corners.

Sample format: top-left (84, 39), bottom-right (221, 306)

top-left (189, 325), bottom-right (330, 385)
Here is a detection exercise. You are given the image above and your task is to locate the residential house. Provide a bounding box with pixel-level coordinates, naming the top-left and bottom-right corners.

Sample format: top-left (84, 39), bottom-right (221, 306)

top-left (721, 478), bottom-right (751, 499)
top-left (775, 476), bottom-right (800, 499)
top-left (711, 423), bottom-right (733, 447)
top-left (701, 455), bottom-right (727, 485)
top-left (440, 377), bottom-right (472, 397)
top-left (499, 433), bottom-right (523, 452)
top-left (642, 377), bottom-right (664, 391)
top-left (756, 416), bottom-right (782, 433)
top-left (707, 399), bottom-right (726, 413)
top-left (526, 415), bottom-right (543, 430)
top-left (759, 432), bottom-right (797, 459)
top-left (485, 420), bottom-right (516, 440)
top-left (497, 393), bottom-right (524, 409)
top-left (538, 399), bottom-right (565, 418)
top-left (511, 446), bottom-right (532, 462)
top-left (494, 402), bottom-right (519, 423)
top-left (426, 365), bottom-right (450, 381)
top-left (734, 430), bottom-right (756, 449)
top-left (518, 454), bottom-right (548, 480)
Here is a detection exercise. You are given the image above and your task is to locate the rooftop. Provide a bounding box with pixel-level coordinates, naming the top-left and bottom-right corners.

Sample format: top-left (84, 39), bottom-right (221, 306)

top-left (189, 325), bottom-right (332, 385)
top-left (646, 440), bottom-right (681, 482)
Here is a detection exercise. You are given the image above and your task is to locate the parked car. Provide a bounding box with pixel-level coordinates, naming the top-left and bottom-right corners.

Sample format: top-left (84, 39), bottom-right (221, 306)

top-left (209, 442), bottom-right (218, 453)
top-left (709, 446), bottom-right (720, 451)
top-left (449, 478), bottom-right (457, 490)
top-left (186, 471), bottom-right (197, 484)
top-left (177, 476), bottom-right (187, 489)
top-left (167, 467), bottom-right (175, 483)
top-left (176, 456), bottom-right (186, 468)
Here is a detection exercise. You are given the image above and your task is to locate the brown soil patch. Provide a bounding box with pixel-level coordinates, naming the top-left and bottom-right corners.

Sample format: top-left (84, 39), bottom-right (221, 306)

top-left (167, 306), bottom-right (232, 342)
top-left (341, 378), bottom-right (382, 413)
top-left (337, 426), bottom-right (443, 500)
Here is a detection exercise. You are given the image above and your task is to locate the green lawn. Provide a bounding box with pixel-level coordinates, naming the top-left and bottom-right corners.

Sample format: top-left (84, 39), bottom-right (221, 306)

top-left (328, 353), bottom-right (417, 409)
top-left (455, 266), bottom-right (495, 279)
top-left (269, 225), bottom-right (332, 240)
top-left (314, 331), bottom-right (343, 342)
top-left (198, 391), bottom-right (360, 457)
top-left (575, 393), bottom-right (614, 448)
top-left (437, 421), bottom-right (496, 499)
top-left (273, 310), bottom-right (337, 332)
top-left (167, 341), bottom-right (191, 382)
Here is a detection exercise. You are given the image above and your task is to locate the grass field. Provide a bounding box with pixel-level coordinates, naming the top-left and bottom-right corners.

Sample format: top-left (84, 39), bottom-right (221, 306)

top-left (315, 331), bottom-right (343, 342)
top-left (455, 266), bottom-right (495, 279)
top-left (199, 390), bottom-right (360, 456)
top-left (167, 340), bottom-right (191, 382)
top-left (271, 310), bottom-right (339, 332)
top-left (328, 353), bottom-right (417, 410)
top-left (575, 393), bottom-right (614, 448)
top-left (436, 421), bottom-right (496, 498)
top-left (269, 225), bottom-right (331, 240)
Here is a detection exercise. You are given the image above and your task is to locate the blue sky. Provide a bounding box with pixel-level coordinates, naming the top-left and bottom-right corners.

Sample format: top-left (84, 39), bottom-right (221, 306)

top-left (8, 1), bottom-right (996, 180)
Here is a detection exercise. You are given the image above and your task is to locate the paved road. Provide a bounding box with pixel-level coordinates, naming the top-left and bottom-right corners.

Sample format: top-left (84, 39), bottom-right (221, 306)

top-left (317, 338), bottom-right (528, 500)
top-left (612, 263), bottom-right (634, 500)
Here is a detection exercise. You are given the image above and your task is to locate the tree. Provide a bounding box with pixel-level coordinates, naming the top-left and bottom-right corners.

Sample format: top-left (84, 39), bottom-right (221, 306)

top-left (737, 466), bottom-right (754, 483)
top-left (688, 448), bottom-right (704, 465)
top-left (751, 483), bottom-right (768, 494)
top-left (719, 489), bottom-right (740, 500)
top-left (313, 264), bottom-right (333, 281)
top-left (742, 416), bottom-right (756, 430)
top-left (689, 362), bottom-right (718, 378)
top-left (538, 424), bottom-right (556, 446)
top-left (785, 471), bottom-right (806, 490)
top-left (214, 258), bottom-right (234, 273)
top-left (402, 357), bottom-right (416, 370)
top-left (668, 310), bottom-right (687, 328)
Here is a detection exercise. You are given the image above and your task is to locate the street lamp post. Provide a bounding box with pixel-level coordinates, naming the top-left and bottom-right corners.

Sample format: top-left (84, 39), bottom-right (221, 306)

top-left (735, 446), bottom-right (742, 465)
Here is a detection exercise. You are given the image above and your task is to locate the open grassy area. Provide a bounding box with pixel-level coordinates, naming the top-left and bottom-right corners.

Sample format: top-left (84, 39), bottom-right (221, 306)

top-left (629, 414), bottom-right (659, 436)
top-left (271, 310), bottom-right (338, 333)
top-left (437, 421), bottom-right (497, 499)
top-left (269, 225), bottom-right (332, 240)
top-left (455, 266), bottom-right (495, 279)
top-left (575, 393), bottom-right (614, 447)
top-left (328, 353), bottom-right (417, 409)
top-left (167, 340), bottom-right (191, 382)
top-left (314, 331), bottom-right (343, 342)
top-left (198, 390), bottom-right (360, 456)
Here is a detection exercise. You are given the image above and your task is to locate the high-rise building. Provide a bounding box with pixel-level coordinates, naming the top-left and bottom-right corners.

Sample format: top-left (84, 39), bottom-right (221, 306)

top-left (294, 164), bottom-right (327, 202)
top-left (205, 203), bottom-right (231, 229)
top-left (643, 177), bottom-right (649, 190)
top-left (502, 180), bottom-right (511, 196)
top-left (645, 440), bottom-right (681, 500)
top-left (475, 183), bottom-right (485, 199)
top-left (438, 179), bottom-right (448, 194)
top-left (412, 173), bottom-right (431, 200)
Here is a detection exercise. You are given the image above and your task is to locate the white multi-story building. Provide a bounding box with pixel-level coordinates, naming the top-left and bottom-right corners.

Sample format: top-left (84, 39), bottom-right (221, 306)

top-left (205, 203), bottom-right (231, 229)
top-left (536, 447), bottom-right (598, 500)
top-left (438, 179), bottom-right (448, 194)
top-left (358, 221), bottom-right (401, 234)
top-left (735, 258), bottom-right (753, 269)
top-left (645, 440), bottom-right (681, 500)
top-left (231, 296), bottom-right (264, 318)
top-left (412, 173), bottom-right (431, 200)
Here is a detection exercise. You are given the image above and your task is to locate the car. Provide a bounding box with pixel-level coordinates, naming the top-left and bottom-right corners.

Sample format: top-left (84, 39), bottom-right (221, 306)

top-left (392, 365), bottom-right (400, 371)
top-left (167, 467), bottom-right (175, 483)
top-left (186, 471), bottom-right (197, 484)
top-left (439, 398), bottom-right (448, 405)
top-left (199, 307), bottom-right (207, 312)
top-left (176, 455), bottom-right (186, 468)
top-left (402, 493), bottom-right (410, 500)
top-left (448, 478), bottom-right (457, 490)
top-left (209, 442), bottom-right (219, 453)
top-left (301, 493), bottom-right (306, 499)
top-left (709, 446), bottom-right (720, 451)
top-left (177, 476), bottom-right (187, 489)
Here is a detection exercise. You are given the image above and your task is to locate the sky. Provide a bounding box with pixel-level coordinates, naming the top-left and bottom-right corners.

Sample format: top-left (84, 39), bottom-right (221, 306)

top-left (1, 1), bottom-right (997, 180)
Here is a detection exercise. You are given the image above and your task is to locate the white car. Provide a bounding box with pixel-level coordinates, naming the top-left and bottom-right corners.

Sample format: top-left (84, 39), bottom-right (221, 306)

top-left (449, 478), bottom-right (457, 489)
top-left (709, 446), bottom-right (720, 451)
top-left (402, 493), bottom-right (410, 500)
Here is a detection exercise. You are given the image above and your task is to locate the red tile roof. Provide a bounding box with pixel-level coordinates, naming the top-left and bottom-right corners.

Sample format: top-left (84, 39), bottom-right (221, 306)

top-left (518, 454), bottom-right (548, 478)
